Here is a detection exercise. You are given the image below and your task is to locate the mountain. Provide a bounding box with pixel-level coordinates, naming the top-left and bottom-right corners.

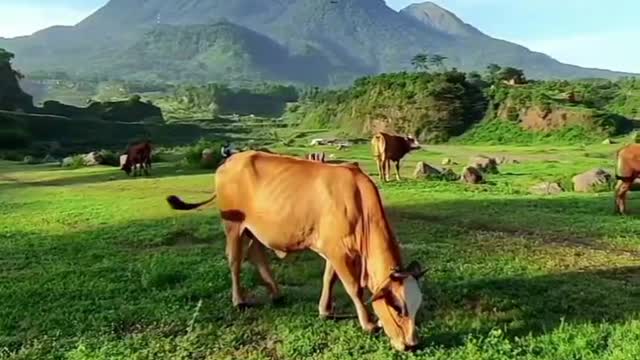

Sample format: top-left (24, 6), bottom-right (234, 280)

top-left (0, 0), bottom-right (634, 86)
top-left (400, 2), bottom-right (482, 37)
top-left (92, 22), bottom-right (335, 84)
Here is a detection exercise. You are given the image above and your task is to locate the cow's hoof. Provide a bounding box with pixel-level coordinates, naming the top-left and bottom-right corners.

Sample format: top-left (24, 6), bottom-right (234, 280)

top-left (362, 321), bottom-right (379, 334)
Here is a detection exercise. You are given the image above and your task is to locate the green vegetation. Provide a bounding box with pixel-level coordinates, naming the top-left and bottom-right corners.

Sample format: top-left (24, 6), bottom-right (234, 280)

top-left (183, 139), bottom-right (224, 169)
top-left (289, 70), bottom-right (487, 142)
top-left (0, 48), bottom-right (33, 111)
top-left (0, 110), bottom-right (220, 158)
top-left (290, 65), bottom-right (638, 144)
top-left (157, 83), bottom-right (298, 120)
top-left (35, 96), bottom-right (164, 124)
top-left (3, 141), bottom-right (640, 358)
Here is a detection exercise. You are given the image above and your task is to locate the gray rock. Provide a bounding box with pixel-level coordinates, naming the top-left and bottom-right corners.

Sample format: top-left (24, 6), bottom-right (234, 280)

top-left (461, 166), bottom-right (484, 184)
top-left (83, 152), bottom-right (103, 166)
top-left (119, 154), bottom-right (128, 167)
top-left (470, 155), bottom-right (499, 174)
top-left (413, 162), bottom-right (442, 179)
top-left (530, 182), bottom-right (564, 195)
top-left (572, 168), bottom-right (612, 192)
top-left (441, 158), bottom-right (456, 165)
top-left (61, 156), bottom-right (75, 167)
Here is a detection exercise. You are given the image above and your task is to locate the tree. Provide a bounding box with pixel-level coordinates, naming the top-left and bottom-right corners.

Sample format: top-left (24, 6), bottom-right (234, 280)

top-left (428, 54), bottom-right (447, 71)
top-left (485, 63), bottom-right (501, 82)
top-left (0, 48), bottom-right (14, 64)
top-left (498, 67), bottom-right (526, 85)
top-left (411, 53), bottom-right (430, 72)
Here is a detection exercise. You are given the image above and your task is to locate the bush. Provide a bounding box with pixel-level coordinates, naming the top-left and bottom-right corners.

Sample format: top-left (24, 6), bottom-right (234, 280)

top-left (0, 128), bottom-right (31, 149)
top-left (98, 149), bottom-right (120, 167)
top-left (184, 139), bottom-right (223, 169)
top-left (62, 155), bottom-right (89, 169)
top-left (22, 155), bottom-right (41, 165)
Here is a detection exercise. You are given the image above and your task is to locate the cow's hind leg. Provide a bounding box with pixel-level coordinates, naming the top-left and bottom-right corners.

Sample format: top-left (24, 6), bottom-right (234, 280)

top-left (246, 237), bottom-right (281, 302)
top-left (383, 158), bottom-right (391, 182)
top-left (329, 255), bottom-right (377, 333)
top-left (394, 161), bottom-right (401, 181)
top-left (318, 260), bottom-right (338, 318)
top-left (223, 221), bottom-right (248, 307)
top-left (615, 180), bottom-right (633, 215)
top-left (375, 157), bottom-right (384, 182)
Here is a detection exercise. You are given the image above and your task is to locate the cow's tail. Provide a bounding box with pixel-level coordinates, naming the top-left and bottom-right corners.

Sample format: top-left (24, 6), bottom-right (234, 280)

top-left (166, 194), bottom-right (217, 211)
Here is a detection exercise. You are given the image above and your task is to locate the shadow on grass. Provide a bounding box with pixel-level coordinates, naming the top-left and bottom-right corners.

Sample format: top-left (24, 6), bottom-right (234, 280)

top-left (424, 266), bottom-right (640, 349)
top-left (0, 163), bottom-right (216, 190)
top-left (4, 195), bottom-right (640, 352)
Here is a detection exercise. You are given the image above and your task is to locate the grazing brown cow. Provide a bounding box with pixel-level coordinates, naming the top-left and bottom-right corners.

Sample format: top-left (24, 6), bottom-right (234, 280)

top-left (614, 144), bottom-right (640, 214)
top-left (371, 132), bottom-right (421, 182)
top-left (166, 151), bottom-right (426, 351)
top-left (121, 141), bottom-right (152, 177)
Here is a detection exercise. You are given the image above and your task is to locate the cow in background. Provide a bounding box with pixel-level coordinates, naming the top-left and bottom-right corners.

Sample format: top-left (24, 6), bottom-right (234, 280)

top-left (614, 144), bottom-right (640, 214)
top-left (306, 152), bottom-right (326, 163)
top-left (121, 141), bottom-right (152, 177)
top-left (371, 132), bottom-right (421, 182)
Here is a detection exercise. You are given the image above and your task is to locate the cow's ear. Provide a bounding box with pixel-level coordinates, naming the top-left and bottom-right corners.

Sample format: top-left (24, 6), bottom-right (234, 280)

top-left (366, 278), bottom-right (392, 304)
top-left (390, 261), bottom-right (427, 281)
top-left (406, 261), bottom-right (427, 279)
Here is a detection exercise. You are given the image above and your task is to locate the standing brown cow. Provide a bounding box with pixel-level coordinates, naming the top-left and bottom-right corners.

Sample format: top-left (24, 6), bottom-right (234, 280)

top-left (371, 132), bottom-right (421, 182)
top-left (121, 141), bottom-right (152, 177)
top-left (614, 144), bottom-right (640, 214)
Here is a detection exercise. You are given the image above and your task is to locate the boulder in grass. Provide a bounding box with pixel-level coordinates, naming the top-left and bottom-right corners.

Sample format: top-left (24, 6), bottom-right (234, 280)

top-left (530, 182), bottom-right (564, 195)
top-left (413, 162), bottom-right (441, 179)
top-left (461, 166), bottom-right (484, 184)
top-left (572, 168), bottom-right (612, 192)
top-left (470, 155), bottom-right (499, 174)
top-left (83, 151), bottom-right (104, 166)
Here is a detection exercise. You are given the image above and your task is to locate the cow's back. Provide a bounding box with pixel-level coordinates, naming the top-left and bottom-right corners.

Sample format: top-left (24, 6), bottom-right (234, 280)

top-left (215, 151), bottom-right (369, 253)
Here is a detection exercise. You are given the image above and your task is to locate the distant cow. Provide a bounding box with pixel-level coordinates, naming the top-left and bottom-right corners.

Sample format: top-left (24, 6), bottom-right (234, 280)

top-left (614, 144), bottom-right (640, 214)
top-left (371, 132), bottom-right (421, 182)
top-left (306, 152), bottom-right (326, 163)
top-left (121, 141), bottom-right (152, 177)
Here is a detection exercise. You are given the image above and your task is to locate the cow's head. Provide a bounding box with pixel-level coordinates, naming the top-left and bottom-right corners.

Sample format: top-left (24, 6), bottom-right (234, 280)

top-left (121, 162), bottom-right (132, 176)
top-left (405, 135), bottom-right (421, 150)
top-left (369, 261), bottom-right (426, 351)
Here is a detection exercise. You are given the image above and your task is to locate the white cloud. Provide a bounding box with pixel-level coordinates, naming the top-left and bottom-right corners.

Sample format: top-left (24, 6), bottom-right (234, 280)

top-left (515, 31), bottom-right (640, 74)
top-left (0, 4), bottom-right (97, 38)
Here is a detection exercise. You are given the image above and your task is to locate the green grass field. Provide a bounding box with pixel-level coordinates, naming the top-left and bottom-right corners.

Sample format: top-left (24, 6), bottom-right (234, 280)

top-left (3, 143), bottom-right (640, 359)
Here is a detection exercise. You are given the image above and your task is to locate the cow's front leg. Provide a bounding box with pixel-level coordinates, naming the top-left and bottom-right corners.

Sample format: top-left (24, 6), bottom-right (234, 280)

top-left (330, 256), bottom-right (376, 332)
top-left (394, 161), bottom-right (401, 181)
top-left (318, 260), bottom-right (337, 318)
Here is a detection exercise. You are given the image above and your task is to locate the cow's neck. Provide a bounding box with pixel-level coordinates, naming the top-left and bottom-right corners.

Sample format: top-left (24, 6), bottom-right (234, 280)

top-left (363, 217), bottom-right (402, 291)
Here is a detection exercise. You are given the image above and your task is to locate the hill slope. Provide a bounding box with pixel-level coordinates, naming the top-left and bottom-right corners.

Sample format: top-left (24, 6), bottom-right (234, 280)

top-left (0, 0), bottom-right (635, 85)
top-left (92, 22), bottom-right (334, 85)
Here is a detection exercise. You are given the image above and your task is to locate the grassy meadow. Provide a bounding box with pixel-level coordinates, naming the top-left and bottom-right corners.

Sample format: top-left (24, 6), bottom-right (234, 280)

top-left (3, 141), bottom-right (640, 359)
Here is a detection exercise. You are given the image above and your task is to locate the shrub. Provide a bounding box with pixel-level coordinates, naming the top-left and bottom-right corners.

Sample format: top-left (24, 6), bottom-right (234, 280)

top-left (98, 149), bottom-right (120, 167)
top-left (62, 155), bottom-right (89, 169)
top-left (0, 128), bottom-right (31, 149)
top-left (184, 139), bottom-right (223, 169)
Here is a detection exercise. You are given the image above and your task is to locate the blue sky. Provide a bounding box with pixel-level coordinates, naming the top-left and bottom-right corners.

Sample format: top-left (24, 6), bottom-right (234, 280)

top-left (1, 0), bottom-right (638, 72)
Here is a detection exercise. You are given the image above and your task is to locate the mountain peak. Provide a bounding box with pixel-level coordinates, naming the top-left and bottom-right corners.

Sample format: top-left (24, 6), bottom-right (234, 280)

top-left (400, 1), bottom-right (482, 37)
